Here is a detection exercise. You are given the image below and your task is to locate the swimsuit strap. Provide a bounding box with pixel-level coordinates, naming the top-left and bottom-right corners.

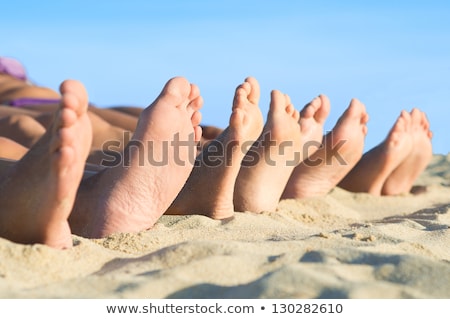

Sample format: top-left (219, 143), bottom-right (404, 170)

top-left (8, 97), bottom-right (61, 107)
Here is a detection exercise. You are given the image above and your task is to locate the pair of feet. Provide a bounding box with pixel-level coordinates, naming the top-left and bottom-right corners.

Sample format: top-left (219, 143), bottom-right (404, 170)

top-left (339, 108), bottom-right (433, 195)
top-left (281, 102), bottom-right (433, 199)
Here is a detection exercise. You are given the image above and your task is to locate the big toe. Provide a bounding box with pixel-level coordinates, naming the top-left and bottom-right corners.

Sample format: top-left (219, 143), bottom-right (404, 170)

top-left (159, 77), bottom-right (192, 106)
top-left (315, 94), bottom-right (331, 123)
top-left (269, 90), bottom-right (289, 115)
top-left (244, 76), bottom-right (260, 105)
top-left (59, 80), bottom-right (89, 116)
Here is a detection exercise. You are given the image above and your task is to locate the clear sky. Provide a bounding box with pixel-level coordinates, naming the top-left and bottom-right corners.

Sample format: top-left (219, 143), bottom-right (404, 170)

top-left (2, 0), bottom-right (449, 154)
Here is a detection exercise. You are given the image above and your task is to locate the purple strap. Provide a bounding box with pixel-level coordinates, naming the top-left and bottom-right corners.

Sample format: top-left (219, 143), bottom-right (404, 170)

top-left (0, 57), bottom-right (27, 81)
top-left (8, 98), bottom-right (60, 107)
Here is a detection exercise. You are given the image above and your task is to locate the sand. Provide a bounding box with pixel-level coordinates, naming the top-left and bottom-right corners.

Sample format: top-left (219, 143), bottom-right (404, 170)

top-left (0, 154), bottom-right (449, 299)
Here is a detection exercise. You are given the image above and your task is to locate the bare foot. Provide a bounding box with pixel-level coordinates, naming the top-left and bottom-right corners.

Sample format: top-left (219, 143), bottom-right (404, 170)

top-left (165, 77), bottom-right (264, 219)
top-left (338, 110), bottom-right (413, 195)
top-left (0, 80), bottom-right (92, 248)
top-left (234, 92), bottom-right (330, 212)
top-left (282, 98), bottom-right (369, 199)
top-left (70, 77), bottom-right (203, 238)
top-left (381, 109), bottom-right (433, 195)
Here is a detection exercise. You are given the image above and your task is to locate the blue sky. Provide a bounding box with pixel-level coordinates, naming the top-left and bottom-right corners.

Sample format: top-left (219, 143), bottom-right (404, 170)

top-left (1, 0), bottom-right (450, 154)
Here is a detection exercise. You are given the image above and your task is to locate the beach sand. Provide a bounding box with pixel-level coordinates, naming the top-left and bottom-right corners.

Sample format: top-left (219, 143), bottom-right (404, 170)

top-left (0, 154), bottom-right (449, 299)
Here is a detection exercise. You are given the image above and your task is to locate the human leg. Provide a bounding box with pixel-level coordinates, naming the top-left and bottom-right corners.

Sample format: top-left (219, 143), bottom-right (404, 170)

top-left (0, 137), bottom-right (28, 161)
top-left (0, 114), bottom-right (46, 148)
top-left (87, 106), bottom-right (139, 132)
top-left (109, 106), bottom-right (144, 117)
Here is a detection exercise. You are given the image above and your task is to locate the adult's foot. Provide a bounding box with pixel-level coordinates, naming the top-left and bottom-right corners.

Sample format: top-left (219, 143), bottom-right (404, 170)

top-left (338, 110), bottom-right (413, 195)
top-left (381, 109), bottom-right (432, 195)
top-left (282, 98), bottom-right (369, 199)
top-left (165, 77), bottom-right (264, 219)
top-left (0, 80), bottom-right (92, 248)
top-left (234, 92), bottom-right (330, 212)
top-left (70, 77), bottom-right (203, 238)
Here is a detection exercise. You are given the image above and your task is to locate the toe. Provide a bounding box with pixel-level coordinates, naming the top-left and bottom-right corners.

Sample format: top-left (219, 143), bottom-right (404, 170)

top-left (269, 90), bottom-right (285, 114)
top-left (315, 94), bottom-right (330, 123)
top-left (159, 77), bottom-right (192, 107)
top-left (244, 76), bottom-right (260, 105)
top-left (191, 110), bottom-right (202, 127)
